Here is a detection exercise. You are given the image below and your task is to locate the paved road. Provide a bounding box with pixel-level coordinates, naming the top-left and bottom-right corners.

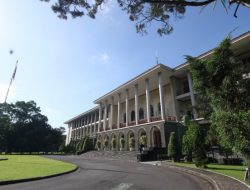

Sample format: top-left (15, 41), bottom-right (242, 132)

top-left (0, 156), bottom-right (214, 190)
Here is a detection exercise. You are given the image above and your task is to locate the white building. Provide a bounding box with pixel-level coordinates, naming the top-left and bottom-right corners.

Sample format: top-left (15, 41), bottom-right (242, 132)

top-left (65, 31), bottom-right (250, 151)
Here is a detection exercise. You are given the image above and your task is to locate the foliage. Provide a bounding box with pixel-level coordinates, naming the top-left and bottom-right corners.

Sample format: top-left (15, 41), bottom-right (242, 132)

top-left (120, 137), bottom-right (125, 148)
top-left (129, 137), bottom-right (135, 148)
top-left (0, 101), bottom-right (65, 153)
top-left (111, 137), bottom-right (116, 149)
top-left (139, 135), bottom-right (147, 147)
top-left (41, 0), bottom-right (249, 36)
top-left (188, 37), bottom-right (250, 166)
top-left (104, 138), bottom-right (109, 148)
top-left (82, 136), bottom-right (93, 152)
top-left (96, 140), bottom-right (101, 149)
top-left (212, 110), bottom-right (250, 165)
top-left (59, 143), bottom-right (75, 153)
top-left (182, 121), bottom-right (208, 167)
top-left (167, 132), bottom-right (177, 161)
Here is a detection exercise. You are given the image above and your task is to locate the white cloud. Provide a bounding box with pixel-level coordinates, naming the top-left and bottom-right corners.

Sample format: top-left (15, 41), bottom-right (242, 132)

top-left (99, 53), bottom-right (110, 62)
top-left (0, 82), bottom-right (16, 103)
top-left (92, 52), bottom-right (110, 63)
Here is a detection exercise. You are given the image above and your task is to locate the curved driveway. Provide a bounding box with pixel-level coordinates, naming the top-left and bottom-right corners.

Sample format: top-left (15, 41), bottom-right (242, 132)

top-left (0, 155), bottom-right (214, 190)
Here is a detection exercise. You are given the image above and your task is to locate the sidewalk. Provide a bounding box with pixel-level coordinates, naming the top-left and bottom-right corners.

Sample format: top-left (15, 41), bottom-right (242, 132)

top-left (141, 161), bottom-right (250, 190)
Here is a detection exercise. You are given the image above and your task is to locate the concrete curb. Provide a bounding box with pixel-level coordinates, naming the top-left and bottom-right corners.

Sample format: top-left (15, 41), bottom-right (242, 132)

top-left (0, 166), bottom-right (78, 186)
top-left (164, 164), bottom-right (221, 190)
top-left (141, 161), bottom-right (220, 190)
top-left (206, 169), bottom-right (250, 190)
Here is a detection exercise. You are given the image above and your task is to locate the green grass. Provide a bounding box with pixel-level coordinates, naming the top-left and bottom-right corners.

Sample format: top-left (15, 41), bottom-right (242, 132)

top-left (0, 155), bottom-right (77, 181)
top-left (166, 161), bottom-right (249, 185)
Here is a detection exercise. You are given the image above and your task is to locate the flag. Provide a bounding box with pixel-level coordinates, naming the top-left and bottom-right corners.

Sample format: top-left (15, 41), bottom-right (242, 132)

top-left (12, 60), bottom-right (18, 80)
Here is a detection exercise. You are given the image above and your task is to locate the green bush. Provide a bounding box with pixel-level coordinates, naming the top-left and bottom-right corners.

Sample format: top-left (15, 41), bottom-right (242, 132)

top-left (96, 140), bottom-right (101, 149)
top-left (139, 135), bottom-right (147, 147)
top-left (120, 138), bottom-right (125, 148)
top-left (104, 139), bottom-right (109, 148)
top-left (168, 132), bottom-right (177, 161)
top-left (129, 137), bottom-right (135, 148)
top-left (111, 138), bottom-right (116, 149)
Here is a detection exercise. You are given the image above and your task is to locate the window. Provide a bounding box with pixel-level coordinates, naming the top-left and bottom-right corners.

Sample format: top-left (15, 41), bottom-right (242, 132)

top-left (123, 113), bottom-right (126, 123)
top-left (183, 80), bottom-right (189, 93)
top-left (150, 105), bottom-right (154, 117)
top-left (131, 111), bottom-right (135, 121)
top-left (139, 108), bottom-right (144, 119)
top-left (158, 102), bottom-right (161, 115)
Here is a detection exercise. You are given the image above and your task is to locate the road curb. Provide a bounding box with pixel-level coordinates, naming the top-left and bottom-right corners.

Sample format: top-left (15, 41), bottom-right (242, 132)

top-left (164, 164), bottom-right (221, 190)
top-left (0, 166), bottom-right (78, 186)
top-left (206, 169), bottom-right (250, 189)
top-left (141, 161), bottom-right (220, 190)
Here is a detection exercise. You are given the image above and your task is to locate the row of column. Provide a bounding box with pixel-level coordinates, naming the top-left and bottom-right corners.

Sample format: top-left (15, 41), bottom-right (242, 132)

top-left (97, 72), bottom-right (166, 132)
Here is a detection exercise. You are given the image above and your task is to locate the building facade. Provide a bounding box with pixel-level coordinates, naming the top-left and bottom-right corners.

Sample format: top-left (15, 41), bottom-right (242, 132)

top-left (65, 31), bottom-right (250, 151)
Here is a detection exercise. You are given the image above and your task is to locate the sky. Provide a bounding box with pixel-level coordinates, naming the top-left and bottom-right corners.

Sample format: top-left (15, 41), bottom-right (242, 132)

top-left (0, 0), bottom-right (250, 129)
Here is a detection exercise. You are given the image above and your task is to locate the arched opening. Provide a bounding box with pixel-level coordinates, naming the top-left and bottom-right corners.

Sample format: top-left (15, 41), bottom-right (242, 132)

top-left (138, 128), bottom-right (147, 148)
top-left (111, 133), bottom-right (117, 150)
top-left (139, 108), bottom-right (144, 119)
top-left (127, 130), bottom-right (135, 151)
top-left (103, 135), bottom-right (110, 150)
top-left (131, 110), bottom-right (135, 121)
top-left (151, 126), bottom-right (162, 148)
top-left (118, 132), bottom-right (125, 150)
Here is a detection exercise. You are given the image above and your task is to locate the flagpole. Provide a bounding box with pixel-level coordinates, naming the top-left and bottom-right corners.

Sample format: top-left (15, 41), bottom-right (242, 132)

top-left (4, 60), bottom-right (18, 103)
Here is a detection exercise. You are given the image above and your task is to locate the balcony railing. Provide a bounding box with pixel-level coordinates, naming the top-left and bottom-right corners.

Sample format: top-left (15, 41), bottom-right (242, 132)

top-left (150, 116), bottom-right (161, 122)
top-left (97, 115), bottom-right (177, 132)
top-left (138, 119), bottom-right (147, 124)
top-left (128, 121), bottom-right (136, 126)
top-left (112, 124), bottom-right (117, 129)
top-left (165, 115), bottom-right (177, 121)
top-left (119, 123), bottom-right (126, 128)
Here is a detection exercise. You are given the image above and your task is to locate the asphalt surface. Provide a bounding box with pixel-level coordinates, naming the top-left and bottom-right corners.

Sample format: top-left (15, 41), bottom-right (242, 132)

top-left (0, 155), bottom-right (214, 190)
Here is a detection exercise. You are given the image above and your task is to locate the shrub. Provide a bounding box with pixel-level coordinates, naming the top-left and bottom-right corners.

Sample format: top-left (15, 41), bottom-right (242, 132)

top-left (96, 140), bottom-right (101, 149)
top-left (139, 135), bottom-right (147, 147)
top-left (104, 139), bottom-right (109, 148)
top-left (129, 137), bottom-right (135, 148)
top-left (111, 138), bottom-right (116, 149)
top-left (168, 132), bottom-right (177, 161)
top-left (120, 138), bottom-right (125, 148)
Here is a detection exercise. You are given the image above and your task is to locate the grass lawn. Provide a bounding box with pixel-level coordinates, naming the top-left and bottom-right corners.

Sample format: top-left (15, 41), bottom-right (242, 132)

top-left (0, 155), bottom-right (77, 182)
top-left (167, 162), bottom-right (249, 185)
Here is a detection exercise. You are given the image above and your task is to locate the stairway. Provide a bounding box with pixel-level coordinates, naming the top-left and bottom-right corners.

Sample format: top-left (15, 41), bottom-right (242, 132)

top-left (79, 150), bottom-right (138, 162)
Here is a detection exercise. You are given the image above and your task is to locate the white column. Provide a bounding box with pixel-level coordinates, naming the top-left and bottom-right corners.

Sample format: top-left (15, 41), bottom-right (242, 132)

top-left (126, 89), bottom-right (129, 127)
top-left (170, 76), bottom-right (179, 120)
top-left (158, 72), bottom-right (165, 120)
top-left (94, 111), bottom-right (97, 133)
top-left (98, 103), bottom-right (102, 132)
top-left (145, 78), bottom-right (150, 122)
top-left (103, 101), bottom-right (108, 130)
top-left (117, 93), bottom-right (121, 128)
top-left (109, 96), bottom-right (114, 129)
top-left (90, 114), bottom-right (93, 135)
top-left (134, 84), bottom-right (139, 125)
top-left (187, 72), bottom-right (198, 119)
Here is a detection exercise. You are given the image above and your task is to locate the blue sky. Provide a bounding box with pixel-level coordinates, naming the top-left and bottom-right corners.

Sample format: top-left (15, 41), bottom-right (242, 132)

top-left (0, 0), bottom-right (249, 129)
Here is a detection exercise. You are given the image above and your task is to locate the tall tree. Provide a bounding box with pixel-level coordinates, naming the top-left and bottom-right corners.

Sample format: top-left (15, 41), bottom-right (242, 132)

top-left (187, 37), bottom-right (250, 165)
top-left (168, 132), bottom-right (177, 161)
top-left (0, 101), bottom-right (65, 153)
top-left (41, 0), bottom-right (250, 35)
